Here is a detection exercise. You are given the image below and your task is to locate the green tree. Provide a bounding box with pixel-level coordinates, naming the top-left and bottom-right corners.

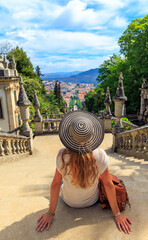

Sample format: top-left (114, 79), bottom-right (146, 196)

top-left (69, 98), bottom-right (75, 109)
top-left (0, 41), bottom-right (12, 56)
top-left (57, 82), bottom-right (61, 105)
top-left (23, 76), bottom-right (42, 102)
top-left (76, 98), bottom-right (82, 109)
top-left (119, 15), bottom-right (148, 78)
top-left (54, 81), bottom-right (58, 99)
top-left (35, 65), bottom-right (43, 78)
top-left (84, 85), bottom-right (105, 113)
top-left (7, 46), bottom-right (36, 77)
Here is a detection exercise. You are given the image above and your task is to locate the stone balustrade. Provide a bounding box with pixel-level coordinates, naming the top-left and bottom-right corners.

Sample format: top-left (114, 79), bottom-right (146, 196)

top-left (42, 114), bottom-right (64, 120)
top-left (114, 125), bottom-right (148, 159)
top-left (121, 120), bottom-right (138, 130)
top-left (34, 119), bottom-right (61, 135)
top-left (0, 132), bottom-right (32, 163)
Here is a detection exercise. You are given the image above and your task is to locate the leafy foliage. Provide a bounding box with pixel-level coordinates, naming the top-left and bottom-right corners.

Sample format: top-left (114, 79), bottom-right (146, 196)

top-left (76, 98), bottom-right (82, 109)
top-left (7, 46), bottom-right (37, 77)
top-left (35, 65), bottom-right (43, 78)
top-left (119, 15), bottom-right (148, 78)
top-left (6, 46), bottom-right (65, 115)
top-left (84, 85), bottom-right (105, 113)
top-left (96, 15), bottom-right (148, 114)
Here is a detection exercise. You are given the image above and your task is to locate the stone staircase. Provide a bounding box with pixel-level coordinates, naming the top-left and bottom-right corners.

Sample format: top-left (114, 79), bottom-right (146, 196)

top-left (0, 134), bottom-right (148, 240)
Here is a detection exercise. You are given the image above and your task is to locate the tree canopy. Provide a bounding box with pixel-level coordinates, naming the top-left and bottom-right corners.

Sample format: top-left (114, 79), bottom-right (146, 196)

top-left (95, 15), bottom-right (148, 114)
top-left (84, 85), bottom-right (104, 113)
top-left (7, 46), bottom-right (36, 78)
top-left (5, 45), bottom-right (66, 115)
top-left (119, 14), bottom-right (148, 78)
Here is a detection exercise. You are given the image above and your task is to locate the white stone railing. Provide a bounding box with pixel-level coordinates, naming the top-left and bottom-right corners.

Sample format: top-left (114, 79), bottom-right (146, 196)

top-left (121, 120), bottom-right (138, 130)
top-left (114, 125), bottom-right (148, 159)
top-left (0, 132), bottom-right (32, 157)
top-left (41, 114), bottom-right (64, 120)
top-left (34, 119), bottom-right (61, 135)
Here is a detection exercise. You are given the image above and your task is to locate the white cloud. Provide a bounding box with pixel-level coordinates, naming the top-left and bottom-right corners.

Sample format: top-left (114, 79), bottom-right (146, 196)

top-left (0, 0), bottom-right (146, 73)
top-left (0, 0), bottom-right (129, 30)
top-left (32, 55), bottom-right (111, 73)
top-left (7, 29), bottom-right (119, 54)
top-left (112, 16), bottom-right (129, 28)
top-left (138, 0), bottom-right (148, 14)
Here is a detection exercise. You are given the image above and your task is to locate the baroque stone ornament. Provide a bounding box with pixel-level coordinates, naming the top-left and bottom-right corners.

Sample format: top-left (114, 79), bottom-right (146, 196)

top-left (33, 90), bottom-right (42, 121)
top-left (17, 77), bottom-right (32, 138)
top-left (104, 87), bottom-right (112, 116)
top-left (113, 72), bottom-right (127, 102)
top-left (113, 72), bottom-right (127, 133)
top-left (17, 77), bottom-right (30, 106)
top-left (139, 78), bottom-right (148, 123)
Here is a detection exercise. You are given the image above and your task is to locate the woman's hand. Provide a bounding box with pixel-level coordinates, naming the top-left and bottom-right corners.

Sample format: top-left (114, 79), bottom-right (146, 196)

top-left (36, 212), bottom-right (54, 232)
top-left (115, 213), bottom-right (132, 234)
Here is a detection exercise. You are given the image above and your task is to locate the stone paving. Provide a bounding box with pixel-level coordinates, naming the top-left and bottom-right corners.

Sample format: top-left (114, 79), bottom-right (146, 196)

top-left (0, 133), bottom-right (148, 240)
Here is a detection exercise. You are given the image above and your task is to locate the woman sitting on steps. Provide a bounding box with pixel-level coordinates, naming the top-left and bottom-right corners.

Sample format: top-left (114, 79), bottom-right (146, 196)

top-left (36, 110), bottom-right (132, 234)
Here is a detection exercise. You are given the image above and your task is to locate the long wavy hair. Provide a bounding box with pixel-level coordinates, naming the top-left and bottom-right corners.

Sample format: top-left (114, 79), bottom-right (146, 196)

top-left (60, 148), bottom-right (99, 189)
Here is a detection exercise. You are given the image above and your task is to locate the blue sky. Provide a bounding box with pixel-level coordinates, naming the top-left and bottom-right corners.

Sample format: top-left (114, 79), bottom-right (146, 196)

top-left (0, 0), bottom-right (147, 73)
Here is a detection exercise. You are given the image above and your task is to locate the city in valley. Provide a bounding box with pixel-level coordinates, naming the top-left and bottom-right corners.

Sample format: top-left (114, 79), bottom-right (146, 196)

top-left (43, 80), bottom-right (95, 107)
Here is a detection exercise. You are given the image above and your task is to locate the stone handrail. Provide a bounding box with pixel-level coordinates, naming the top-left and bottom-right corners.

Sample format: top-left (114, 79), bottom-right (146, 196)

top-left (121, 120), bottom-right (138, 130)
top-left (34, 119), bottom-right (61, 135)
top-left (41, 114), bottom-right (64, 120)
top-left (114, 125), bottom-right (148, 159)
top-left (0, 132), bottom-right (32, 157)
top-left (8, 126), bottom-right (21, 135)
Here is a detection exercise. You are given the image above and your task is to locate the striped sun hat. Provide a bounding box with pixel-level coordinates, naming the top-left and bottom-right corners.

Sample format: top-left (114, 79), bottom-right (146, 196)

top-left (59, 110), bottom-right (104, 153)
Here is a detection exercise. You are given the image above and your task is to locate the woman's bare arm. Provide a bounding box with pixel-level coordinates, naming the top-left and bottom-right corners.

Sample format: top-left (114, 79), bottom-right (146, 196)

top-left (100, 167), bottom-right (132, 234)
top-left (36, 169), bottom-right (62, 232)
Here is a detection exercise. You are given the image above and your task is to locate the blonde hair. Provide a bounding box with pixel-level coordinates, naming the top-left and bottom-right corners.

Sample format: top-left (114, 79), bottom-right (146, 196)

top-left (60, 148), bottom-right (98, 189)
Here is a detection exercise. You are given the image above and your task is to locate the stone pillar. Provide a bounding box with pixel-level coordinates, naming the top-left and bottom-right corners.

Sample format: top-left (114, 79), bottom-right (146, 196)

top-left (113, 73), bottom-right (127, 151)
top-left (103, 87), bottom-right (112, 132)
top-left (5, 86), bottom-right (16, 130)
top-left (33, 90), bottom-right (43, 134)
top-left (17, 77), bottom-right (33, 138)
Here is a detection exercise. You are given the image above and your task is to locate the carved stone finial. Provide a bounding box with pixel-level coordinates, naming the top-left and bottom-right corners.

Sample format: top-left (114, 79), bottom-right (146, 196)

top-left (3, 54), bottom-right (8, 63)
top-left (33, 90), bottom-right (40, 108)
top-left (119, 72), bottom-right (123, 81)
top-left (3, 54), bottom-right (8, 69)
top-left (12, 56), bottom-right (15, 64)
top-left (142, 78), bottom-right (147, 88)
top-left (17, 77), bottom-right (30, 106)
top-left (12, 56), bottom-right (16, 70)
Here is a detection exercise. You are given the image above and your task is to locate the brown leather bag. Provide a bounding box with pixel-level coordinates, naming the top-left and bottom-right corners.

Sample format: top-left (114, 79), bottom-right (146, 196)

top-left (99, 174), bottom-right (131, 212)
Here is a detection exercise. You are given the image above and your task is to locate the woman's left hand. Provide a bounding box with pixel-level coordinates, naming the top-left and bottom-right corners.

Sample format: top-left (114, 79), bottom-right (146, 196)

top-left (115, 213), bottom-right (132, 234)
top-left (36, 212), bottom-right (54, 232)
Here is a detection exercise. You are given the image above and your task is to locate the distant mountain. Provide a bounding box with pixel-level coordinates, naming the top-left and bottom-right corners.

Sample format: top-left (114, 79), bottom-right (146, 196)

top-left (41, 68), bottom-right (99, 84)
top-left (42, 71), bottom-right (81, 80)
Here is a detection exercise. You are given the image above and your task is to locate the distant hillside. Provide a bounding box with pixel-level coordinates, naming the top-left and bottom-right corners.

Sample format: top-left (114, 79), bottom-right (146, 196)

top-left (42, 68), bottom-right (99, 84)
top-left (42, 71), bottom-right (81, 80)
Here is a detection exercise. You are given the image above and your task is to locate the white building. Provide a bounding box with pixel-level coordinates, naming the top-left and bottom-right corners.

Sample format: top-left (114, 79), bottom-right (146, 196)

top-left (0, 56), bottom-right (20, 131)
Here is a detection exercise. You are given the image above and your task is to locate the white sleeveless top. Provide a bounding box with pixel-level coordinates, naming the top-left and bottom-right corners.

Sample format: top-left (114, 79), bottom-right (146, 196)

top-left (56, 148), bottom-right (108, 208)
